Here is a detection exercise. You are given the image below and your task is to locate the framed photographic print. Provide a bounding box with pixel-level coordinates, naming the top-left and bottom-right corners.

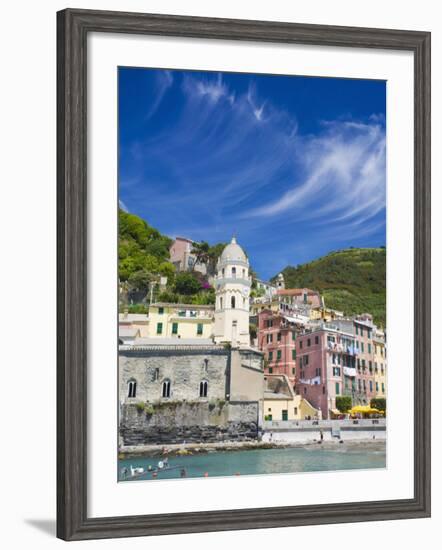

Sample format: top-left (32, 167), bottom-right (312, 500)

top-left (57, 8), bottom-right (431, 541)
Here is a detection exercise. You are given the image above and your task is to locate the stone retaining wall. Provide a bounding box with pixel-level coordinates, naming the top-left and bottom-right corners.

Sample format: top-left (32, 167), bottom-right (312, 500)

top-left (120, 401), bottom-right (259, 446)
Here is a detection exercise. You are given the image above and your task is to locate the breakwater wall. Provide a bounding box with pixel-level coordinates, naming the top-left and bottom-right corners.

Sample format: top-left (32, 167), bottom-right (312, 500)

top-left (262, 418), bottom-right (386, 443)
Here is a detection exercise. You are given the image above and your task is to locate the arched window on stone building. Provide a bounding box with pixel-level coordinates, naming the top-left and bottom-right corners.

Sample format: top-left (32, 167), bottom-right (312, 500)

top-left (162, 379), bottom-right (171, 398)
top-left (127, 379), bottom-right (137, 398)
top-left (232, 266), bottom-right (236, 278)
top-left (231, 295), bottom-right (236, 309)
top-left (199, 380), bottom-right (208, 398)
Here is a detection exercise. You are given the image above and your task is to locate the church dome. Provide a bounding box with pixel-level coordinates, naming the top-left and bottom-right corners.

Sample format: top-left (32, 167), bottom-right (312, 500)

top-left (220, 236), bottom-right (247, 263)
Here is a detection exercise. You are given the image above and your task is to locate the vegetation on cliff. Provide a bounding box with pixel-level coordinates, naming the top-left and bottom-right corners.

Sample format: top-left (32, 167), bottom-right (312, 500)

top-left (275, 247), bottom-right (386, 326)
top-left (119, 209), bottom-right (223, 308)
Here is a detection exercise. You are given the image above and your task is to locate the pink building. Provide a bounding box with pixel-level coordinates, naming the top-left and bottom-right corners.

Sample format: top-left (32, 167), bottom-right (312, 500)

top-left (295, 327), bottom-right (359, 419)
top-left (353, 316), bottom-right (377, 401)
top-left (276, 288), bottom-right (322, 309)
top-left (295, 319), bottom-right (378, 419)
top-left (169, 236), bottom-right (207, 275)
top-left (257, 309), bottom-right (305, 389)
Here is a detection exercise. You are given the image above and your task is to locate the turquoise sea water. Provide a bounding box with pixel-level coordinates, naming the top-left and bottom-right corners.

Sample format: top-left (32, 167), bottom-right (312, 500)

top-left (119, 445), bottom-right (386, 482)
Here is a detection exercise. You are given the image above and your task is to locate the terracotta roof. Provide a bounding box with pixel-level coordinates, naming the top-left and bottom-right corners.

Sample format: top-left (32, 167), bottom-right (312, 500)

top-left (276, 288), bottom-right (319, 296)
top-left (173, 236), bottom-right (194, 243)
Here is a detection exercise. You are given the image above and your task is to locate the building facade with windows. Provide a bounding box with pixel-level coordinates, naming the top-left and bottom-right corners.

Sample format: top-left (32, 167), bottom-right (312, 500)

top-left (254, 279), bottom-right (277, 300)
top-left (146, 303), bottom-right (214, 340)
top-left (294, 325), bottom-right (363, 420)
top-left (276, 288), bottom-right (323, 309)
top-left (353, 316), bottom-right (377, 402)
top-left (373, 329), bottom-right (387, 399)
top-left (263, 374), bottom-right (321, 421)
top-left (118, 343), bottom-right (265, 445)
top-left (257, 309), bottom-right (306, 389)
top-left (120, 345), bottom-right (230, 403)
top-left (293, 315), bottom-right (386, 419)
top-left (169, 236), bottom-right (207, 274)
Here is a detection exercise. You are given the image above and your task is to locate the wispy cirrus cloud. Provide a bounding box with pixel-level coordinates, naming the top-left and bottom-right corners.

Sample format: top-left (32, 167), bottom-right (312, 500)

top-left (244, 119), bottom-right (386, 227)
top-left (145, 70), bottom-right (173, 120)
top-left (119, 69), bottom-right (386, 278)
top-left (118, 199), bottom-right (129, 212)
top-left (247, 83), bottom-right (266, 121)
top-left (182, 73), bottom-right (235, 105)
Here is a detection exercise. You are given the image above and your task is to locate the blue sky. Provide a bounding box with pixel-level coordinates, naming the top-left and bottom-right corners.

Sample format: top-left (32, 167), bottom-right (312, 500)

top-left (119, 67), bottom-right (386, 280)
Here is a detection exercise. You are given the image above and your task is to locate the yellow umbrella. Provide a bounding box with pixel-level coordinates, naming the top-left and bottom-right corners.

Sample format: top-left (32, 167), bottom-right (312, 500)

top-left (350, 405), bottom-right (380, 414)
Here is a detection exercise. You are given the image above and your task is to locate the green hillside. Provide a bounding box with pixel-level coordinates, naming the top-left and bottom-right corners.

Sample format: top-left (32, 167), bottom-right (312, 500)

top-left (118, 208), bottom-right (174, 282)
top-left (118, 209), bottom-right (224, 308)
top-left (275, 248), bottom-right (386, 327)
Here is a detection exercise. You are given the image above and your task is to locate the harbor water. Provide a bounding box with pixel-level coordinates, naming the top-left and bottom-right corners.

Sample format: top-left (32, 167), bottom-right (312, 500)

top-left (119, 444), bottom-right (386, 482)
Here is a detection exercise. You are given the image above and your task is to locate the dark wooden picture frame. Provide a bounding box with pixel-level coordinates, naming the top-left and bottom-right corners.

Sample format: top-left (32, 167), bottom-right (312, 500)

top-left (57, 8), bottom-right (431, 541)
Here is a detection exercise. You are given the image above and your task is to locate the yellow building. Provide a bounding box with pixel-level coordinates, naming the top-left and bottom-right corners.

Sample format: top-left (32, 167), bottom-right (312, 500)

top-left (251, 296), bottom-right (342, 323)
top-left (250, 298), bottom-right (279, 316)
top-left (373, 330), bottom-right (387, 399)
top-left (264, 374), bottom-right (322, 421)
top-left (147, 303), bottom-right (215, 340)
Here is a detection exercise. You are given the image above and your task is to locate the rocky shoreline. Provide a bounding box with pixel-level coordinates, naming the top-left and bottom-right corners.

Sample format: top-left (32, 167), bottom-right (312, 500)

top-left (119, 438), bottom-right (386, 459)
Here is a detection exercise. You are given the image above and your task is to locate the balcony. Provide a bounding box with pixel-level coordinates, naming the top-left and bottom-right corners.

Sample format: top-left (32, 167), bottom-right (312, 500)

top-left (343, 367), bottom-right (357, 377)
top-left (172, 310), bottom-right (214, 320)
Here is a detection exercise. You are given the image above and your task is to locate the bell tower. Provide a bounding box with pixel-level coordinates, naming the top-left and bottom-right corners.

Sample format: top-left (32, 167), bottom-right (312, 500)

top-left (214, 236), bottom-right (251, 347)
top-left (276, 272), bottom-right (285, 290)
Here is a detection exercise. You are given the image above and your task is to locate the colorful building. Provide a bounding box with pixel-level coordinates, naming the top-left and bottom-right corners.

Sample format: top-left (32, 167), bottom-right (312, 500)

top-left (251, 288), bottom-right (342, 324)
top-left (353, 315), bottom-right (377, 402)
top-left (263, 374), bottom-right (321, 421)
top-left (276, 288), bottom-right (323, 309)
top-left (254, 278), bottom-right (277, 300)
top-left (169, 236), bottom-right (207, 275)
top-left (373, 328), bottom-right (387, 399)
top-left (295, 325), bottom-right (362, 419)
top-left (146, 303), bottom-right (214, 340)
top-left (257, 309), bottom-right (307, 389)
top-left (293, 314), bottom-right (386, 419)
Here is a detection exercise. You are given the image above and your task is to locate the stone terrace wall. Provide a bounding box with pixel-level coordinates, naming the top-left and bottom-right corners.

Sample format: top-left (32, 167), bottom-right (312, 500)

top-left (120, 401), bottom-right (259, 446)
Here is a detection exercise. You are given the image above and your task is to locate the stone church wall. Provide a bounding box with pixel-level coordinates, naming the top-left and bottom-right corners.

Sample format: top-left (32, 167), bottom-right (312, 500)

top-left (119, 347), bottom-right (229, 403)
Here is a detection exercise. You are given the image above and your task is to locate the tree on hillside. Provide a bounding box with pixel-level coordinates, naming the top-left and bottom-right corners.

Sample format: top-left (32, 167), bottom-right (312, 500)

top-left (174, 272), bottom-right (201, 295)
top-left (190, 241), bottom-right (230, 275)
top-left (118, 209), bottom-right (173, 282)
top-left (272, 248), bottom-right (386, 326)
top-left (207, 242), bottom-right (228, 275)
top-left (127, 269), bottom-right (154, 291)
top-left (191, 241), bottom-right (211, 270)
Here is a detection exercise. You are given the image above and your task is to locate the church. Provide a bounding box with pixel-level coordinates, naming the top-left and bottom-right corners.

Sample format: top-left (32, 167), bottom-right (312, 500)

top-left (118, 237), bottom-right (266, 447)
top-left (214, 236), bottom-right (252, 346)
